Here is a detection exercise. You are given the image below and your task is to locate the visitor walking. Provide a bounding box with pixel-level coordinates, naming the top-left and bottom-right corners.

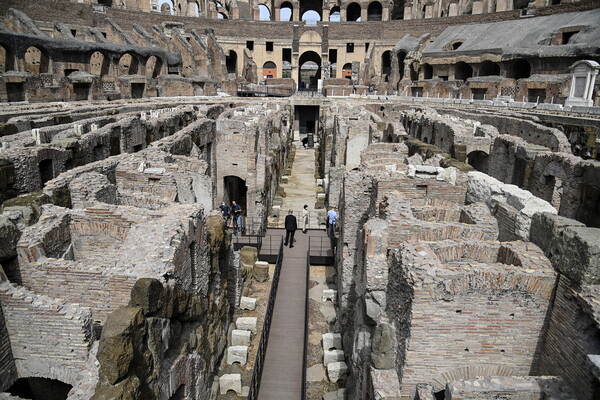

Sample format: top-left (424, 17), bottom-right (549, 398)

top-left (302, 204), bottom-right (309, 233)
top-left (231, 201), bottom-right (242, 233)
top-left (327, 206), bottom-right (337, 239)
top-left (284, 209), bottom-right (297, 247)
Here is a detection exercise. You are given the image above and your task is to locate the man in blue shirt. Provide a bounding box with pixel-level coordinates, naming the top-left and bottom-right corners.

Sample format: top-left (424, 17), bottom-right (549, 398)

top-left (219, 202), bottom-right (230, 224)
top-left (327, 206), bottom-right (337, 239)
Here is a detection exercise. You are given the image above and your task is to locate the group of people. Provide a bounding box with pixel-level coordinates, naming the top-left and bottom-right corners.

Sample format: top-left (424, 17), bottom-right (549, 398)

top-left (284, 205), bottom-right (338, 247)
top-left (219, 201), bottom-right (244, 234)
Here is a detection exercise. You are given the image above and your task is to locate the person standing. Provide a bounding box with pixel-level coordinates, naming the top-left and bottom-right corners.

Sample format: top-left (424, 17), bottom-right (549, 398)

top-left (231, 201), bottom-right (242, 234)
top-left (327, 206), bottom-right (337, 239)
top-left (302, 204), bottom-right (309, 234)
top-left (284, 209), bottom-right (297, 247)
top-left (219, 202), bottom-right (230, 224)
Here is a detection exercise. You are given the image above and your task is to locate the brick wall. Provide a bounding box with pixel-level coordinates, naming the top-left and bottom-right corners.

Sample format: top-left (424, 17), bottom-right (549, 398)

top-left (538, 275), bottom-right (600, 400)
top-left (0, 282), bottom-right (93, 385)
top-left (0, 302), bottom-right (17, 392)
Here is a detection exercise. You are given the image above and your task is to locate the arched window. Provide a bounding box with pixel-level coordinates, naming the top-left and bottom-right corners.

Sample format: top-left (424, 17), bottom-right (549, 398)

top-left (258, 4), bottom-right (271, 20)
top-left (329, 6), bottom-right (340, 21)
top-left (479, 60), bottom-right (500, 76)
top-left (118, 53), bottom-right (139, 75)
top-left (263, 61), bottom-right (277, 78)
top-left (342, 62), bottom-right (353, 79)
top-left (455, 62), bottom-right (473, 81)
top-left (367, 1), bottom-right (383, 21)
top-left (301, 10), bottom-right (321, 21)
top-left (192, 1), bottom-right (200, 16)
top-left (90, 51), bottom-right (109, 76)
top-left (280, 2), bottom-right (293, 20)
top-left (24, 46), bottom-right (49, 74)
top-left (159, 0), bottom-right (174, 15)
top-left (347, 2), bottom-right (361, 21)
top-left (217, 12), bottom-right (228, 18)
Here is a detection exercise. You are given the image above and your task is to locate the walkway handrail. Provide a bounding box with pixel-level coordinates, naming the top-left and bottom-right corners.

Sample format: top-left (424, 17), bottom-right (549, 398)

top-left (301, 249), bottom-right (310, 400)
top-left (248, 236), bottom-right (284, 399)
top-left (268, 210), bottom-right (326, 230)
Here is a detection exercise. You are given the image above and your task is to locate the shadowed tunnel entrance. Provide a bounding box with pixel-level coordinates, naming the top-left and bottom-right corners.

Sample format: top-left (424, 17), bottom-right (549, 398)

top-left (8, 377), bottom-right (72, 400)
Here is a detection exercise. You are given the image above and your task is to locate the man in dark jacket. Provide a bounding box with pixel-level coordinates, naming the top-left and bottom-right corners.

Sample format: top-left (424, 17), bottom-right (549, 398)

top-left (284, 209), bottom-right (297, 248)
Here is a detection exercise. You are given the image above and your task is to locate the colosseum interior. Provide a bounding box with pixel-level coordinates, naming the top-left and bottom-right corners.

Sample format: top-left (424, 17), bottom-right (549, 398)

top-left (0, 0), bottom-right (599, 399)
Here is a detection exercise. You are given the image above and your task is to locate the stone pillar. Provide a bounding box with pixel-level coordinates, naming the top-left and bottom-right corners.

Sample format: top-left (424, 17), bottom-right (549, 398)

top-left (341, 8), bottom-right (347, 21)
top-left (404, 1), bottom-right (413, 19)
top-left (360, 7), bottom-right (368, 21)
top-left (322, 7), bottom-right (330, 21)
top-left (275, 7), bottom-right (280, 20)
top-left (382, 6), bottom-right (389, 20)
top-left (448, 0), bottom-right (459, 16)
top-left (496, 0), bottom-right (513, 12)
top-left (472, 0), bottom-right (484, 14)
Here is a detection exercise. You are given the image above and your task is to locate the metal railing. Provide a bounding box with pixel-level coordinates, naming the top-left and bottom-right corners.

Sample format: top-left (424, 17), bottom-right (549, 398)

top-left (309, 235), bottom-right (335, 266)
top-left (237, 84), bottom-right (294, 97)
top-left (267, 210), bottom-right (326, 230)
top-left (248, 236), bottom-right (284, 400)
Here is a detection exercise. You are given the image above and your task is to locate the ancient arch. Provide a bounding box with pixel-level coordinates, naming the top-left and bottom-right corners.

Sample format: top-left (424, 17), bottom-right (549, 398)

top-left (467, 150), bottom-right (490, 173)
top-left (300, 0), bottom-right (322, 21)
top-left (217, 11), bottom-right (228, 18)
top-left (24, 46), bottom-right (50, 74)
top-left (280, 1), bottom-right (292, 20)
top-left (347, 2), bottom-right (361, 21)
top-left (342, 62), bottom-right (352, 79)
top-left (159, 0), bottom-right (175, 14)
top-left (455, 61), bottom-right (473, 81)
top-left (118, 52), bottom-right (139, 75)
top-left (258, 4), bottom-right (271, 20)
top-left (368, 1), bottom-right (383, 21)
top-left (146, 55), bottom-right (163, 78)
top-left (480, 60), bottom-right (500, 76)
top-left (89, 51), bottom-right (109, 76)
top-left (329, 5), bottom-right (341, 20)
top-left (0, 44), bottom-right (14, 73)
top-left (298, 51), bottom-right (321, 90)
top-left (511, 59), bottom-right (531, 79)
top-left (223, 175), bottom-right (247, 213)
top-left (262, 61), bottom-right (277, 78)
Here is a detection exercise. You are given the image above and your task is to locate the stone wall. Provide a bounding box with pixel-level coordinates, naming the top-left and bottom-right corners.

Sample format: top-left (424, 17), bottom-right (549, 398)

top-left (0, 301), bottom-right (17, 392)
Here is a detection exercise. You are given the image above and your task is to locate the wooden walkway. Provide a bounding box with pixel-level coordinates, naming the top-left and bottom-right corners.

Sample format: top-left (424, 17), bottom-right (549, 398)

top-left (257, 228), bottom-right (329, 400)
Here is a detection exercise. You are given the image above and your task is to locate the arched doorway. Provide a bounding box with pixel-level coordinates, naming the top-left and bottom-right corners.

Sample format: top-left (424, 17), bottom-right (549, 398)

top-left (89, 51), bottom-right (109, 76)
top-left (226, 50), bottom-right (237, 76)
top-left (367, 1), bottom-right (383, 20)
top-left (347, 2), bottom-right (361, 21)
top-left (467, 151), bottom-right (489, 173)
top-left (8, 377), bottom-right (72, 400)
top-left (329, 6), bottom-right (340, 21)
top-left (422, 63), bottom-right (433, 79)
top-left (258, 4), bottom-right (271, 20)
top-left (263, 61), bottom-right (277, 78)
top-left (118, 53), bottom-right (139, 75)
top-left (381, 50), bottom-right (391, 82)
top-left (223, 175), bottom-right (247, 214)
top-left (298, 51), bottom-right (321, 90)
top-left (280, 1), bottom-right (293, 20)
top-left (24, 46), bottom-right (49, 74)
top-left (455, 62), bottom-right (473, 81)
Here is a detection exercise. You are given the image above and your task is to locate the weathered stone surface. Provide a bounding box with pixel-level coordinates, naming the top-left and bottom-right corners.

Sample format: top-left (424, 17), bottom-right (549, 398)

top-left (227, 345), bottom-right (248, 365)
top-left (232, 329), bottom-right (251, 346)
top-left (327, 361), bottom-right (348, 382)
top-left (322, 289), bottom-right (337, 302)
top-left (531, 212), bottom-right (600, 285)
top-left (322, 333), bottom-right (342, 351)
top-left (370, 368), bottom-right (402, 400)
top-left (323, 349), bottom-right (345, 366)
top-left (240, 296), bottom-right (256, 310)
top-left (0, 216), bottom-right (20, 261)
top-left (96, 307), bottom-right (145, 385)
top-left (323, 388), bottom-right (346, 400)
top-left (129, 278), bottom-right (164, 317)
top-left (371, 321), bottom-right (397, 370)
top-left (240, 246), bottom-right (258, 279)
top-left (253, 260), bottom-right (270, 282)
top-left (219, 374), bottom-right (242, 395)
top-left (236, 317), bottom-right (257, 334)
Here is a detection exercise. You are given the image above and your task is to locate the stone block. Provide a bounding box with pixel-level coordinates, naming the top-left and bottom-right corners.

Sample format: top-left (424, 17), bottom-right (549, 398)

top-left (322, 333), bottom-right (342, 351)
top-left (253, 261), bottom-right (270, 282)
top-left (323, 349), bottom-right (345, 366)
top-left (0, 216), bottom-right (20, 261)
top-left (219, 374), bottom-right (242, 395)
top-left (227, 346), bottom-right (248, 365)
top-left (323, 388), bottom-right (346, 400)
top-left (322, 289), bottom-right (337, 303)
top-left (371, 321), bottom-right (397, 370)
top-left (232, 329), bottom-right (251, 346)
top-left (327, 361), bottom-right (348, 382)
top-left (236, 317), bottom-right (258, 334)
top-left (240, 296), bottom-right (257, 310)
